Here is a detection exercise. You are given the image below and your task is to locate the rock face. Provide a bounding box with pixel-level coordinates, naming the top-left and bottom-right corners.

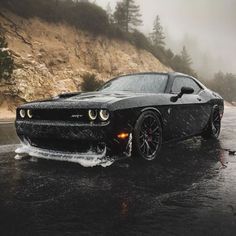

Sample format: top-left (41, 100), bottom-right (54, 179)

top-left (0, 10), bottom-right (171, 113)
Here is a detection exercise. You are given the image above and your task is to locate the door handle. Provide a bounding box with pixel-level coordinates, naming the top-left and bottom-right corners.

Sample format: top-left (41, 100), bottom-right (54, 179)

top-left (197, 98), bottom-right (202, 101)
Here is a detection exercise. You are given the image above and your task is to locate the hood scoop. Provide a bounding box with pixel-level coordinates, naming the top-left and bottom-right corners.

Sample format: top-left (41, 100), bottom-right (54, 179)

top-left (57, 92), bottom-right (82, 99)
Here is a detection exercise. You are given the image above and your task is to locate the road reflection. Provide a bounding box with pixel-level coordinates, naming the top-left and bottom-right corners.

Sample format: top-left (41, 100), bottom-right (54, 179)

top-left (1, 110), bottom-right (236, 235)
top-left (0, 123), bottom-right (19, 145)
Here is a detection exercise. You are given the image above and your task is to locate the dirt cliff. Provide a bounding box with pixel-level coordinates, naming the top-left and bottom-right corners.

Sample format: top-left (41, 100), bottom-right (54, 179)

top-left (0, 10), bottom-right (171, 119)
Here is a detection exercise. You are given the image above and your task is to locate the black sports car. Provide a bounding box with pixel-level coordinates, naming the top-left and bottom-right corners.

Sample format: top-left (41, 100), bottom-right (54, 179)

top-left (15, 72), bottom-right (224, 164)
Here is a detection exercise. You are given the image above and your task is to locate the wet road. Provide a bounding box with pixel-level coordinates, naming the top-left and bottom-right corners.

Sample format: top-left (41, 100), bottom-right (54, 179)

top-left (0, 108), bottom-right (236, 236)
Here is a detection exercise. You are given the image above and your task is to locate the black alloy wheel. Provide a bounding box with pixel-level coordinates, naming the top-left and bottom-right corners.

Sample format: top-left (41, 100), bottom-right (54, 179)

top-left (211, 108), bottom-right (221, 137)
top-left (202, 106), bottom-right (221, 139)
top-left (133, 111), bottom-right (162, 161)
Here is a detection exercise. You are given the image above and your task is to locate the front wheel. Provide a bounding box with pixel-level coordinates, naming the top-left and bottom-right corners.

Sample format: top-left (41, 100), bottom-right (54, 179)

top-left (133, 111), bottom-right (162, 161)
top-left (202, 106), bottom-right (221, 139)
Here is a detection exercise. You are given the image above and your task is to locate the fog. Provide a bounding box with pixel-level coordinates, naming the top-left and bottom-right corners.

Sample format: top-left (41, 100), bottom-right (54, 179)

top-left (96, 0), bottom-right (236, 78)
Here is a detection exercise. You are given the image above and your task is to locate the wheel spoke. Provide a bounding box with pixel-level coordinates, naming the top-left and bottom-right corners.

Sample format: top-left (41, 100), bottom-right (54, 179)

top-left (150, 119), bottom-right (156, 129)
top-left (152, 140), bottom-right (159, 145)
top-left (145, 140), bottom-right (151, 155)
top-left (149, 141), bottom-right (158, 151)
top-left (153, 131), bottom-right (160, 137)
top-left (151, 126), bottom-right (159, 134)
top-left (141, 143), bottom-right (145, 152)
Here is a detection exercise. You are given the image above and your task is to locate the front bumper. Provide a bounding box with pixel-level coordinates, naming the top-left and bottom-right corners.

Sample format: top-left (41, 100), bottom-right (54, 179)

top-left (15, 120), bottom-right (132, 162)
top-left (15, 141), bottom-right (114, 167)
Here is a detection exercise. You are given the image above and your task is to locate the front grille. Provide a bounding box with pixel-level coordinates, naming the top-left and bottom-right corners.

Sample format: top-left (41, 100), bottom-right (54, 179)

top-left (31, 109), bottom-right (89, 122)
top-left (27, 137), bottom-right (103, 153)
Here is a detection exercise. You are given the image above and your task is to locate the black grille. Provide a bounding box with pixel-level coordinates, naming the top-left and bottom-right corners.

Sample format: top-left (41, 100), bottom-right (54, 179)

top-left (31, 109), bottom-right (89, 122)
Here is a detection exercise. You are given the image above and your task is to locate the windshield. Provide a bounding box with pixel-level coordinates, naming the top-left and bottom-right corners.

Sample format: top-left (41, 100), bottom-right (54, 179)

top-left (99, 74), bottom-right (168, 93)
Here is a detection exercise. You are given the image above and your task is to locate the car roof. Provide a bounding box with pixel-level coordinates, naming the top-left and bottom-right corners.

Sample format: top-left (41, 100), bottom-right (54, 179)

top-left (115, 72), bottom-right (190, 77)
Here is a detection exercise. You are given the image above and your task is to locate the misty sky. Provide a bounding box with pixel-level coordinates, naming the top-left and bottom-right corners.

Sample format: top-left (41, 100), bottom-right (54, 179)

top-left (96, 0), bottom-right (236, 76)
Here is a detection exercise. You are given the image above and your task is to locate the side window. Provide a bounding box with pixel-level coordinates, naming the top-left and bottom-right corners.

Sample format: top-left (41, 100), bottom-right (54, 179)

top-left (171, 77), bottom-right (201, 94)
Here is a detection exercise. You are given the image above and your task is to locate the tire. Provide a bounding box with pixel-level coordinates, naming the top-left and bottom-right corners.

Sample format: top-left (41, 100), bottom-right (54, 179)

top-left (202, 106), bottom-right (221, 139)
top-left (133, 111), bottom-right (162, 161)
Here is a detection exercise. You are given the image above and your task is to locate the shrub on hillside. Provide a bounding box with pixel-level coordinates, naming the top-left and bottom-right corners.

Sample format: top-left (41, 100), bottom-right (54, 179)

top-left (0, 32), bottom-right (14, 81)
top-left (72, 3), bottom-right (109, 34)
top-left (131, 30), bottom-right (152, 51)
top-left (0, 0), bottom-right (110, 35)
top-left (80, 73), bottom-right (103, 92)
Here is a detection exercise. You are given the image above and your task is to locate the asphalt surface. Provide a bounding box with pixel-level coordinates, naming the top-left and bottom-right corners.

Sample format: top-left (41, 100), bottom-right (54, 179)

top-left (0, 107), bottom-right (236, 236)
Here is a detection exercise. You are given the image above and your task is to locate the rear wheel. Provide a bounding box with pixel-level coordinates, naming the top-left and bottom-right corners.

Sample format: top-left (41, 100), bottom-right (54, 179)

top-left (133, 111), bottom-right (162, 161)
top-left (202, 106), bottom-right (221, 139)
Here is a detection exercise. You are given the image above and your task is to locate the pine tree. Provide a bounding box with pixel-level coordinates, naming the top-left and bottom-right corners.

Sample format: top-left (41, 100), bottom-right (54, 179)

top-left (113, 2), bottom-right (126, 31)
top-left (150, 15), bottom-right (165, 48)
top-left (170, 46), bottom-right (196, 76)
top-left (0, 30), bottom-right (14, 81)
top-left (106, 2), bottom-right (114, 24)
top-left (181, 46), bottom-right (192, 68)
top-left (113, 0), bottom-right (142, 32)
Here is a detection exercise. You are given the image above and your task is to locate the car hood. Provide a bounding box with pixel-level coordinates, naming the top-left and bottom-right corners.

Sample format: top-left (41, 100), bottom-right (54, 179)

top-left (19, 91), bottom-right (157, 110)
top-left (67, 91), bottom-right (135, 103)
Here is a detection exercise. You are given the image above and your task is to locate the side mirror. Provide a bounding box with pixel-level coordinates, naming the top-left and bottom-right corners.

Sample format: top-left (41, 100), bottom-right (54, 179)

top-left (181, 87), bottom-right (194, 95)
top-left (170, 87), bottom-right (194, 102)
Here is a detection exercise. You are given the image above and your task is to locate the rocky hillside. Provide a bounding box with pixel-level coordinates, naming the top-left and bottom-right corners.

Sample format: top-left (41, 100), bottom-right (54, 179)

top-left (0, 10), bottom-right (171, 119)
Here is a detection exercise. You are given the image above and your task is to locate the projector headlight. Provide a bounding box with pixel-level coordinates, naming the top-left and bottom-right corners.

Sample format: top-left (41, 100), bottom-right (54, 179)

top-left (19, 109), bottom-right (26, 119)
top-left (88, 110), bottom-right (97, 121)
top-left (27, 109), bottom-right (33, 119)
top-left (99, 110), bottom-right (110, 121)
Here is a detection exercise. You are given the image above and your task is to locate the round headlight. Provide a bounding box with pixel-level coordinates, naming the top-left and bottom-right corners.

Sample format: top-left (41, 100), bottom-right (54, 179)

top-left (88, 110), bottom-right (97, 121)
top-left (99, 110), bottom-right (110, 121)
top-left (19, 109), bottom-right (26, 118)
top-left (27, 109), bottom-right (33, 119)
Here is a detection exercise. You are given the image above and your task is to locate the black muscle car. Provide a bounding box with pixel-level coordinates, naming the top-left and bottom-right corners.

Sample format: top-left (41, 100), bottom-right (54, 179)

top-left (15, 72), bottom-right (224, 163)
